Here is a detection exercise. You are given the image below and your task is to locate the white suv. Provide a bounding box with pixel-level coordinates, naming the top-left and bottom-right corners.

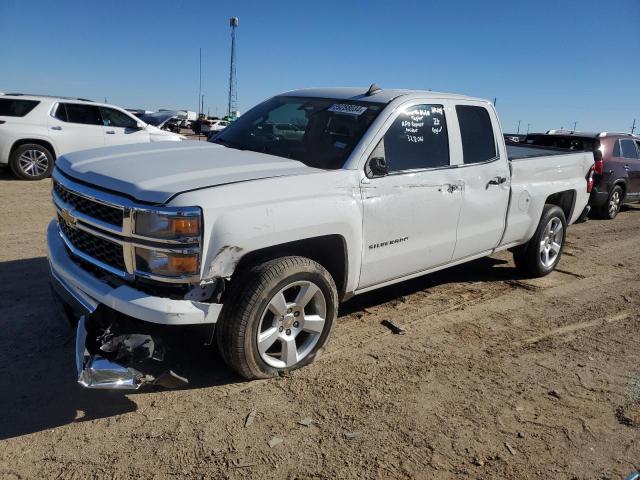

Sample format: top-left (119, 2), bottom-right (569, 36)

top-left (0, 94), bottom-right (185, 180)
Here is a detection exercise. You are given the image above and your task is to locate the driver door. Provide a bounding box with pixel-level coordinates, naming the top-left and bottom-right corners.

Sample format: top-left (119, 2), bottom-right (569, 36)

top-left (359, 102), bottom-right (463, 289)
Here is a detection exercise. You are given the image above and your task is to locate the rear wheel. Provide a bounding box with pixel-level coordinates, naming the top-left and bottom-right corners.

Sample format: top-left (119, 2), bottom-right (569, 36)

top-left (513, 204), bottom-right (566, 277)
top-left (216, 256), bottom-right (337, 379)
top-left (9, 143), bottom-right (54, 180)
top-left (597, 185), bottom-right (622, 219)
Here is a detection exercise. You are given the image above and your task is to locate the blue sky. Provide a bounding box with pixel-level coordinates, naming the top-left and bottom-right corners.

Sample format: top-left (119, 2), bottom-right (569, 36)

top-left (1, 0), bottom-right (638, 133)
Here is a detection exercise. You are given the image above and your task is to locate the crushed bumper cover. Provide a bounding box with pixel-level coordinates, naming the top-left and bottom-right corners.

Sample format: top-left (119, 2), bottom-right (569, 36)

top-left (47, 220), bottom-right (222, 326)
top-left (75, 315), bottom-right (188, 390)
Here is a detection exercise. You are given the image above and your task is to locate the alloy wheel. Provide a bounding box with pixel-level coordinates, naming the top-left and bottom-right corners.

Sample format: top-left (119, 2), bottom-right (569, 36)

top-left (257, 280), bottom-right (327, 369)
top-left (609, 190), bottom-right (621, 217)
top-left (18, 149), bottom-right (49, 178)
top-left (539, 217), bottom-right (563, 268)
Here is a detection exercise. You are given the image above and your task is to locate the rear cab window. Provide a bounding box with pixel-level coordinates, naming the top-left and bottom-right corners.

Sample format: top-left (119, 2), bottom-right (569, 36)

top-left (0, 98), bottom-right (40, 117)
top-left (378, 104), bottom-right (450, 172)
top-left (456, 105), bottom-right (497, 164)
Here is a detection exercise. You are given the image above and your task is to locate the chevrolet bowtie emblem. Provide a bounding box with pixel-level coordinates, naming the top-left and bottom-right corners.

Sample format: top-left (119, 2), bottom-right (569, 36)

top-left (59, 208), bottom-right (77, 227)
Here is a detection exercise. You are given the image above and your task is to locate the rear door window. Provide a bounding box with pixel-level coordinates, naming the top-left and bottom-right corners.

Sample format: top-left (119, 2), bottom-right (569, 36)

top-left (0, 98), bottom-right (39, 117)
top-left (381, 104), bottom-right (450, 172)
top-left (64, 103), bottom-right (103, 125)
top-left (456, 105), bottom-right (497, 164)
top-left (620, 139), bottom-right (639, 159)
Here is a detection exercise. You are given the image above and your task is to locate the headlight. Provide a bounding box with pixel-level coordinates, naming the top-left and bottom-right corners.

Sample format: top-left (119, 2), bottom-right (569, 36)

top-left (134, 209), bottom-right (201, 239)
top-left (135, 248), bottom-right (199, 276)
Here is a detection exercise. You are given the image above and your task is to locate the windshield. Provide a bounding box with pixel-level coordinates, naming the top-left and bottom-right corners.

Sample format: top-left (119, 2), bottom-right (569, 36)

top-left (209, 96), bottom-right (384, 169)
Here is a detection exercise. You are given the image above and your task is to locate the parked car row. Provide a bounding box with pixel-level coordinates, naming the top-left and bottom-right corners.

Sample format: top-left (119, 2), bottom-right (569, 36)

top-left (0, 94), bottom-right (185, 180)
top-left (46, 86), bottom-right (596, 389)
top-left (512, 131), bottom-right (640, 219)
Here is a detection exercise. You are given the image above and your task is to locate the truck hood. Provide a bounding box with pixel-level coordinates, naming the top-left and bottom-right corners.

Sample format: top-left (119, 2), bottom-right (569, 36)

top-left (56, 141), bottom-right (320, 204)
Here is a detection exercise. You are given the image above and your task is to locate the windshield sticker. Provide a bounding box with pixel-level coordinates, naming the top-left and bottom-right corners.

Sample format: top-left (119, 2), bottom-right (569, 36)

top-left (328, 104), bottom-right (368, 116)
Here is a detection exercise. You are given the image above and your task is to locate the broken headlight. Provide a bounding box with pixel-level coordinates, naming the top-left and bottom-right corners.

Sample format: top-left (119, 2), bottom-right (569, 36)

top-left (134, 208), bottom-right (201, 240)
top-left (133, 207), bottom-right (202, 279)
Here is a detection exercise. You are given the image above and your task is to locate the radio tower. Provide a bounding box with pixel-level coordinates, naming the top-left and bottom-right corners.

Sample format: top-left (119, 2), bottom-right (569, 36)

top-left (227, 17), bottom-right (239, 117)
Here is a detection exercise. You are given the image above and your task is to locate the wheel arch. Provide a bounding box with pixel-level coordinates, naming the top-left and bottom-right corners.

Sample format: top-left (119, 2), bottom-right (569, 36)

top-left (10, 138), bottom-right (57, 160)
top-left (230, 235), bottom-right (349, 301)
top-left (612, 180), bottom-right (627, 199)
top-left (544, 189), bottom-right (576, 222)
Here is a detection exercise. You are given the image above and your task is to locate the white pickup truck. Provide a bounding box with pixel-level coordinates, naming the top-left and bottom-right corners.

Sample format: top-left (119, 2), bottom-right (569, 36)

top-left (47, 86), bottom-right (594, 389)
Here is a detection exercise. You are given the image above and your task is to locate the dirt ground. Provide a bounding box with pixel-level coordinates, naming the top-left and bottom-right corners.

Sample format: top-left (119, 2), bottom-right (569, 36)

top-left (0, 167), bottom-right (639, 480)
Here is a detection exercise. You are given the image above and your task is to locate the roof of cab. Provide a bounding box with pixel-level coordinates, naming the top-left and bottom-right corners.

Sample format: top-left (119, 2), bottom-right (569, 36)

top-left (0, 93), bottom-right (95, 103)
top-left (279, 87), bottom-right (488, 104)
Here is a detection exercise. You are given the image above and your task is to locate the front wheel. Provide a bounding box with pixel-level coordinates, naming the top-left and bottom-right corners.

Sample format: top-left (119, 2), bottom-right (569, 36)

top-left (513, 204), bottom-right (567, 277)
top-left (216, 256), bottom-right (337, 379)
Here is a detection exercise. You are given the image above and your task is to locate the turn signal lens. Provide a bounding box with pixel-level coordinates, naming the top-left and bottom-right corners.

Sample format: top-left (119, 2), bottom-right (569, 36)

top-left (169, 217), bottom-right (199, 236)
top-left (168, 254), bottom-right (198, 274)
top-left (135, 248), bottom-right (199, 277)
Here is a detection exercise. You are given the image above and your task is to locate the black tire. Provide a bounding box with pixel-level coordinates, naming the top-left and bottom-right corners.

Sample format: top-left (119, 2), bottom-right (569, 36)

top-left (513, 204), bottom-right (567, 278)
top-left (9, 143), bottom-right (54, 180)
top-left (596, 185), bottom-right (623, 220)
top-left (216, 256), bottom-right (338, 380)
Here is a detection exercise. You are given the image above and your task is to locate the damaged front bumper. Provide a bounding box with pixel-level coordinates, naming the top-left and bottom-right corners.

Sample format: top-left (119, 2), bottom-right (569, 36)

top-left (75, 316), bottom-right (188, 390)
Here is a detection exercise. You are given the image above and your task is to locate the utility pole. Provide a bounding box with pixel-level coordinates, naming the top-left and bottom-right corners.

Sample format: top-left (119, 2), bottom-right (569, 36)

top-left (198, 48), bottom-right (202, 116)
top-left (227, 17), bottom-right (239, 117)
top-left (632, 119), bottom-right (636, 135)
top-left (201, 94), bottom-right (204, 118)
top-left (517, 120), bottom-right (521, 134)
top-left (572, 121), bottom-right (577, 132)
top-left (527, 123), bottom-right (530, 134)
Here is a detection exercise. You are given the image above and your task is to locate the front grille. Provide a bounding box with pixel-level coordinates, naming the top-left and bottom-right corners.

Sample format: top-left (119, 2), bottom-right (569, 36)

top-left (58, 215), bottom-right (126, 271)
top-left (53, 181), bottom-right (123, 227)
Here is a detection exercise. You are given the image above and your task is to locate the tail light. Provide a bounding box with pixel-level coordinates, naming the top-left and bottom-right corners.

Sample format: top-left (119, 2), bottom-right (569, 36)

top-left (586, 165), bottom-right (595, 193)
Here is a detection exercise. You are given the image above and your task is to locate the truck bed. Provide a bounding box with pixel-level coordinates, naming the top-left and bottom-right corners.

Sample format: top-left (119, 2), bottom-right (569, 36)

top-left (507, 143), bottom-right (580, 160)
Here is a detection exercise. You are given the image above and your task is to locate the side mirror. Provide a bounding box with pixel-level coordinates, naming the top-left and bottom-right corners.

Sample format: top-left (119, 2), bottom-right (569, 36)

top-left (368, 156), bottom-right (389, 177)
top-left (136, 122), bottom-right (145, 130)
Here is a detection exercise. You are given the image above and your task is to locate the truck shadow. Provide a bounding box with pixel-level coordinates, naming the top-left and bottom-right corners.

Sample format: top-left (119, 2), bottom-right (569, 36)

top-left (340, 256), bottom-right (514, 316)
top-left (0, 256), bottom-right (242, 441)
top-left (0, 253), bottom-right (531, 440)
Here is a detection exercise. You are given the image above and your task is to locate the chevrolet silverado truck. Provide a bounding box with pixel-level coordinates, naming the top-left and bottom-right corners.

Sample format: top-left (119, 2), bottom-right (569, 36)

top-left (47, 86), bottom-right (594, 389)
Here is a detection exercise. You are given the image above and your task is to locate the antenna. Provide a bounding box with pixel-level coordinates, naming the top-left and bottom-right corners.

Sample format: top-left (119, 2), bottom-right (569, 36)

top-left (632, 119), bottom-right (636, 135)
top-left (517, 120), bottom-right (521, 135)
top-left (228, 17), bottom-right (239, 117)
top-left (198, 48), bottom-right (202, 116)
top-left (366, 83), bottom-right (381, 96)
top-left (493, 97), bottom-right (497, 107)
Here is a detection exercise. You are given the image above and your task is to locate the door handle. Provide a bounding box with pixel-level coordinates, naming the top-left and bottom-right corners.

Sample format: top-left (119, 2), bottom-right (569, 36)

top-left (106, 130), bottom-right (115, 134)
top-left (487, 176), bottom-right (507, 188)
top-left (50, 126), bottom-right (62, 131)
